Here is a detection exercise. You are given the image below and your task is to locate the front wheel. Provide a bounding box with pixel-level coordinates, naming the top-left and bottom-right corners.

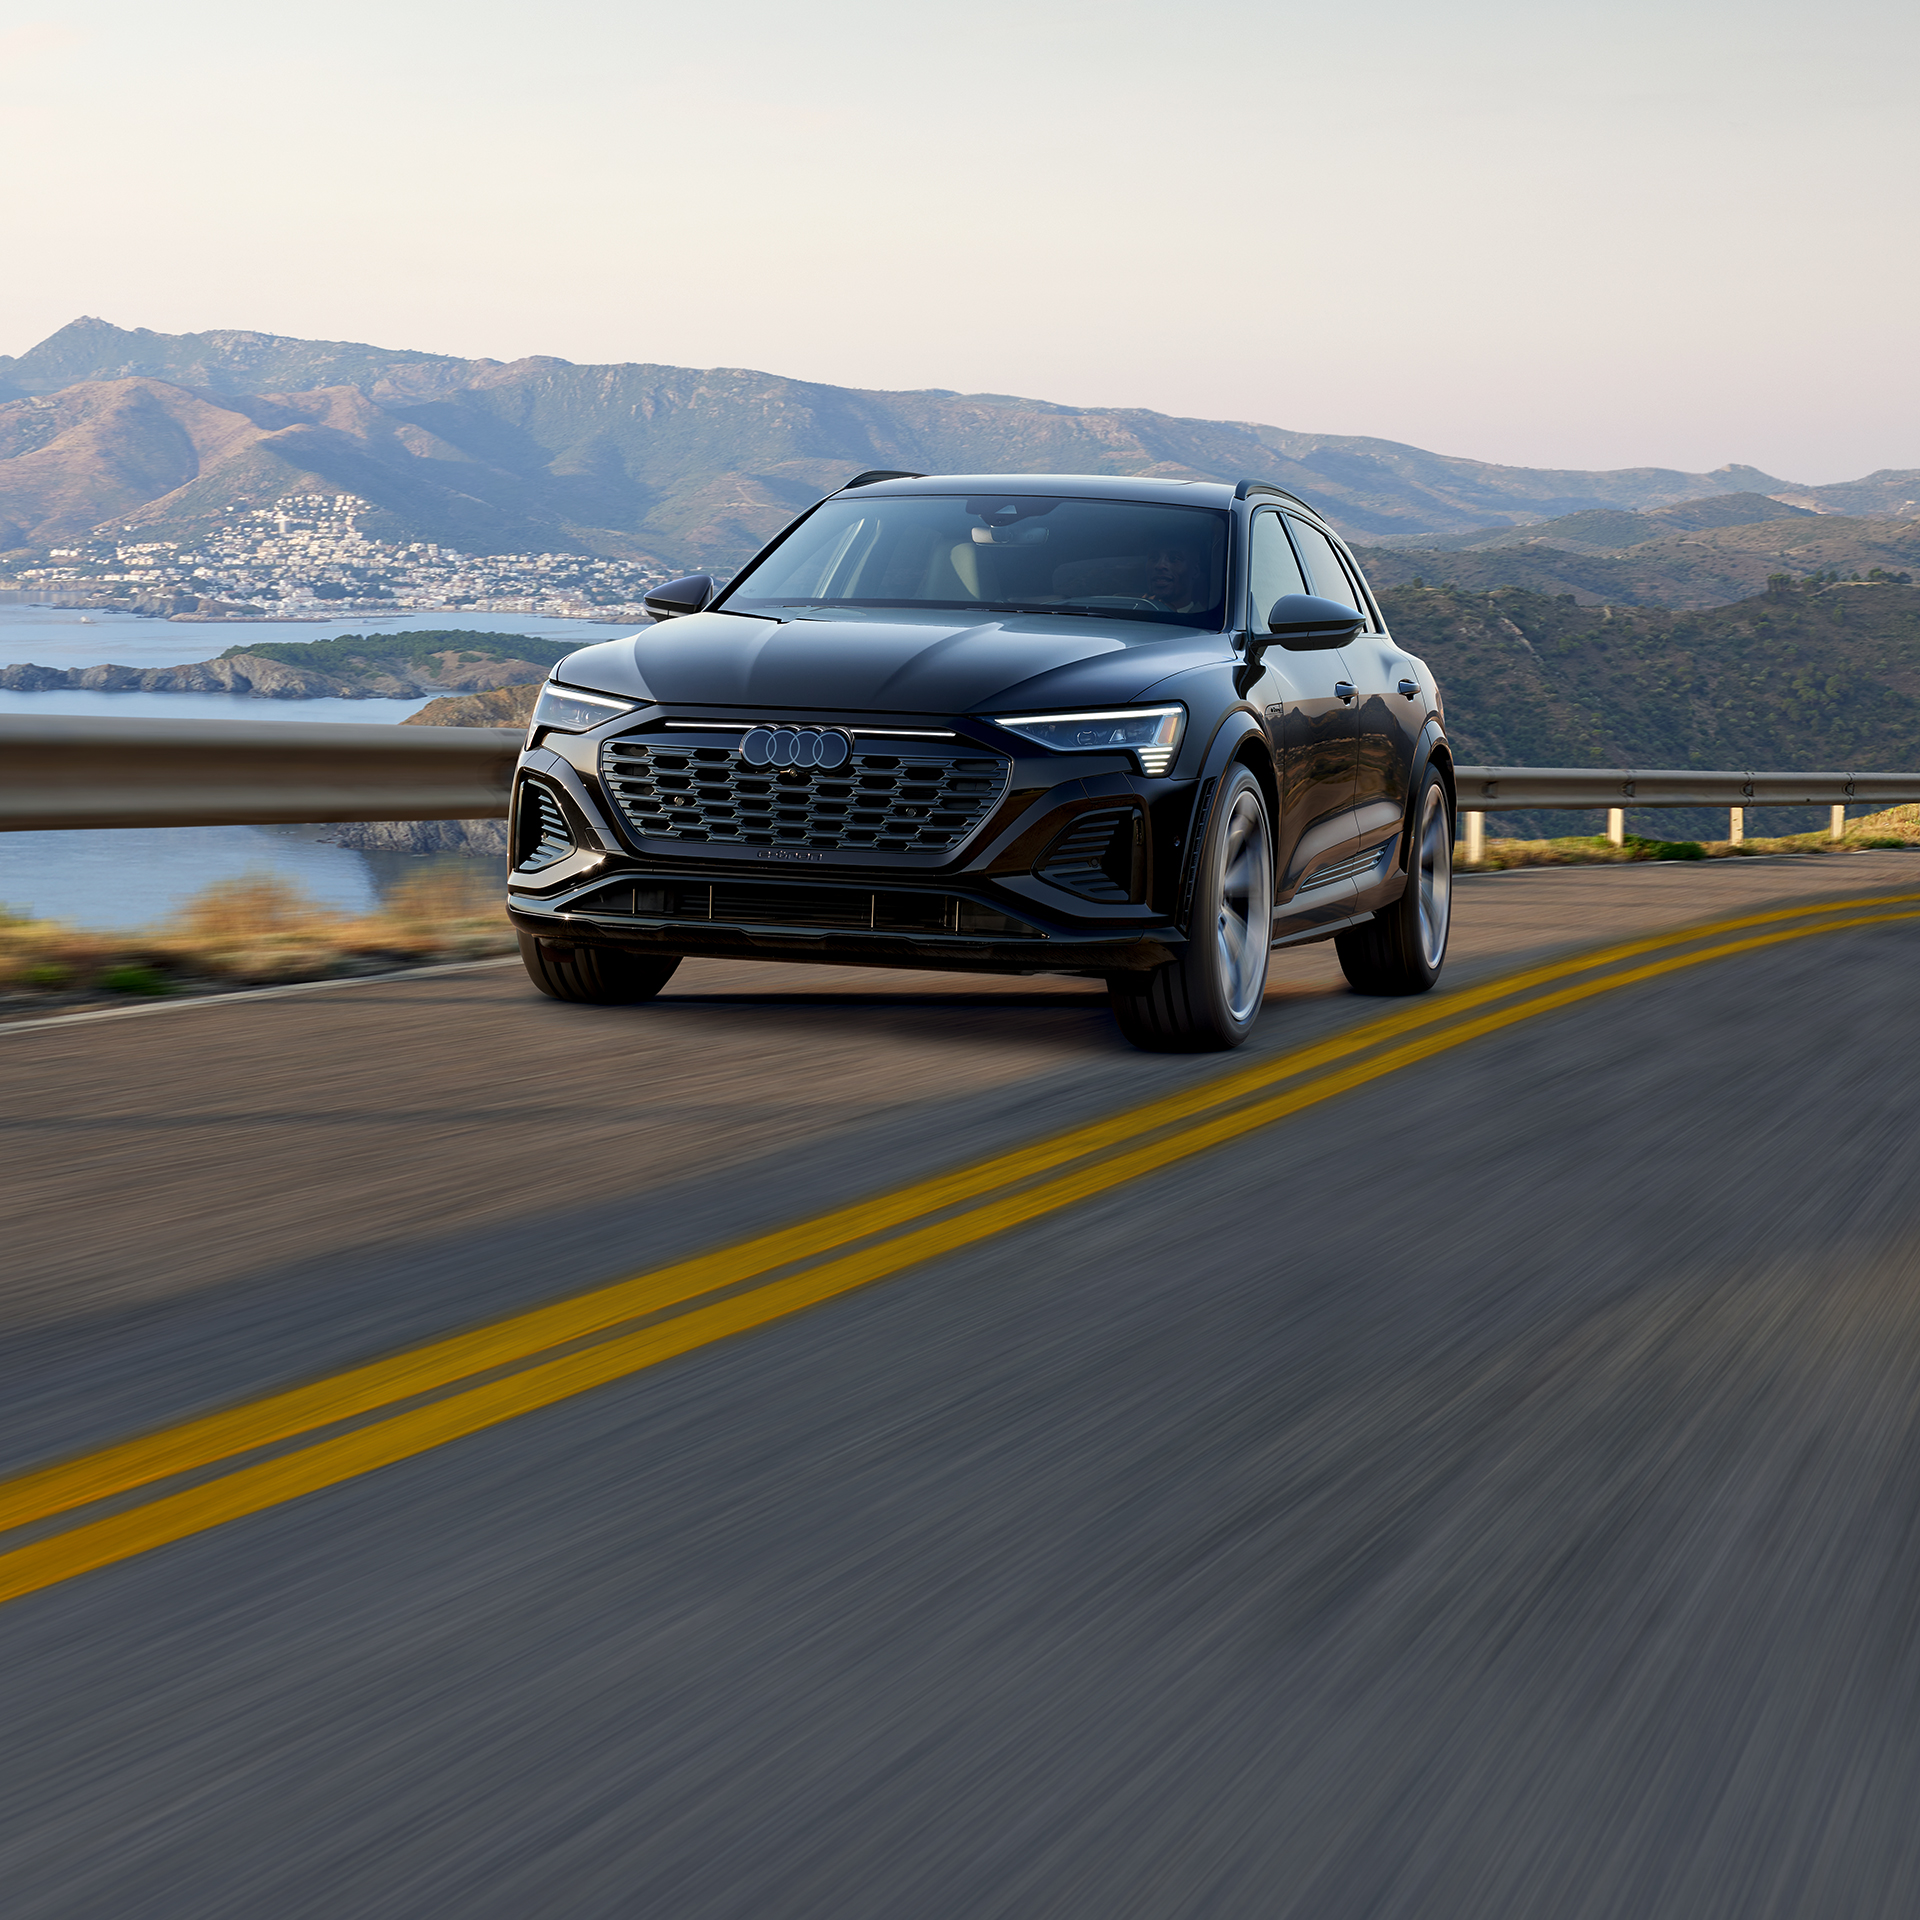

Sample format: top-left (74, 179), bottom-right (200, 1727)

top-left (1109, 764), bottom-right (1273, 1051)
top-left (1335, 768), bottom-right (1452, 995)
top-left (517, 931), bottom-right (681, 1004)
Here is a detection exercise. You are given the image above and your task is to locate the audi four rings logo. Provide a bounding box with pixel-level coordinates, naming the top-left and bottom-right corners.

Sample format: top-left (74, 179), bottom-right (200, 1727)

top-left (740, 725), bottom-right (854, 770)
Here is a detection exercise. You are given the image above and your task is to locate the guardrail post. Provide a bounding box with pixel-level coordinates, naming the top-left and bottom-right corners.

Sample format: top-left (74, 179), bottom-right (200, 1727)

top-left (1831, 805), bottom-right (1846, 842)
top-left (1607, 808), bottom-right (1625, 847)
top-left (1464, 812), bottom-right (1484, 864)
top-left (1729, 807), bottom-right (1744, 846)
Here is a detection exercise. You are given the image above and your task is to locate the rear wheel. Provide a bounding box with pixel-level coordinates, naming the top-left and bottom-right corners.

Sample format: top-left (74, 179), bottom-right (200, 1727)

top-left (1109, 764), bottom-right (1273, 1051)
top-left (1335, 768), bottom-right (1452, 995)
top-left (517, 931), bottom-right (681, 1004)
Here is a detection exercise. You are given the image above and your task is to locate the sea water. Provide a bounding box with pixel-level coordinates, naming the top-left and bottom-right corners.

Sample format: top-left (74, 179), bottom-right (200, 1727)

top-left (0, 603), bottom-right (643, 673)
top-left (0, 604), bottom-right (643, 928)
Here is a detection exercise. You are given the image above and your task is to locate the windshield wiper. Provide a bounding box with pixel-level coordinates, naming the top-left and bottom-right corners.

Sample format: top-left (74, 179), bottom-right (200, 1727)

top-left (981, 602), bottom-right (1103, 618)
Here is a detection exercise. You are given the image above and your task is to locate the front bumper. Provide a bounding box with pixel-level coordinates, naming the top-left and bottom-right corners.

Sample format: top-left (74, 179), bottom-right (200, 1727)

top-left (507, 705), bottom-right (1197, 977)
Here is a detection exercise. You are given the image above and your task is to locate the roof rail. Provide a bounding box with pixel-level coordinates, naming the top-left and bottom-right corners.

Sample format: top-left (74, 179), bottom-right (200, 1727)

top-left (840, 470), bottom-right (924, 490)
top-left (1235, 479), bottom-right (1309, 508)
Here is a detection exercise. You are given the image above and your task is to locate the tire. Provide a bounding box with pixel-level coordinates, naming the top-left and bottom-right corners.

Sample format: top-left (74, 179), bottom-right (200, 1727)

top-left (517, 931), bottom-right (681, 1005)
top-left (1335, 767), bottom-right (1452, 995)
top-left (1110, 764), bottom-right (1273, 1051)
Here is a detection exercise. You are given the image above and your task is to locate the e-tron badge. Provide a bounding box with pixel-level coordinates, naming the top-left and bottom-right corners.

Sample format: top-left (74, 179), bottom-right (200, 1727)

top-left (740, 725), bottom-right (854, 771)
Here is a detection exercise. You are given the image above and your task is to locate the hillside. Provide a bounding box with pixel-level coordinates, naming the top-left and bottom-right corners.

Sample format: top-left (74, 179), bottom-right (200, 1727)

top-left (401, 684), bottom-right (541, 728)
top-left (6, 316), bottom-right (1901, 568)
top-left (0, 629), bottom-right (562, 698)
top-left (1389, 491), bottom-right (1820, 553)
top-left (1381, 578), bottom-right (1920, 834)
top-left (1357, 515), bottom-right (1920, 609)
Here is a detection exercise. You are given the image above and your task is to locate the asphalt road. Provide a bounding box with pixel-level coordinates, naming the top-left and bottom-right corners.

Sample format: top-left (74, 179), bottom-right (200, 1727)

top-left (6, 854), bottom-right (1920, 1916)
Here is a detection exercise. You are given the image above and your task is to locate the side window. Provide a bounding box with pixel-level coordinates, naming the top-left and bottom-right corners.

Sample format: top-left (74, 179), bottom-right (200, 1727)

top-left (1246, 509), bottom-right (1308, 629)
top-left (1284, 515), bottom-right (1372, 626)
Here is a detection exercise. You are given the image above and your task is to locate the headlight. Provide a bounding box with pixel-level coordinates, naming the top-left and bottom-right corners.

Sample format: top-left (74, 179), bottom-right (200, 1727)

top-left (529, 684), bottom-right (640, 734)
top-left (993, 706), bottom-right (1186, 776)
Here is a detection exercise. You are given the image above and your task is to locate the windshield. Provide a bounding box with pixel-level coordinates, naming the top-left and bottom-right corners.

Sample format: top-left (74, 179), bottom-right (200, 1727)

top-left (720, 494), bottom-right (1231, 629)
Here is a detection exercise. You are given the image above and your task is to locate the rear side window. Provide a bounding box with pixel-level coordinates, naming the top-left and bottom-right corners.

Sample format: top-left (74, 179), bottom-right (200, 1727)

top-left (1246, 510), bottom-right (1308, 630)
top-left (1284, 515), bottom-right (1372, 627)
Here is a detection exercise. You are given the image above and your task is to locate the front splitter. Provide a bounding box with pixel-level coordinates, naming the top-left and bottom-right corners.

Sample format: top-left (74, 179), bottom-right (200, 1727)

top-left (508, 905), bottom-right (1181, 978)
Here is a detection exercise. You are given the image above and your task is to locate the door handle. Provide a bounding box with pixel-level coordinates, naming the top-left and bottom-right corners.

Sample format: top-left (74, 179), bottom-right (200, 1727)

top-left (1397, 677), bottom-right (1421, 700)
top-left (1334, 681), bottom-right (1356, 703)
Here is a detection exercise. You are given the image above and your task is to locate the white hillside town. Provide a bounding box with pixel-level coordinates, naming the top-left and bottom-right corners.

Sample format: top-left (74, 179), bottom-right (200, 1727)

top-left (5, 494), bottom-right (678, 622)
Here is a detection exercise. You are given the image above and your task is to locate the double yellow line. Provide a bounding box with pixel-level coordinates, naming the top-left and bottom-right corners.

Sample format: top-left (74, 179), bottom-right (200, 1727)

top-left (3, 890), bottom-right (1916, 1607)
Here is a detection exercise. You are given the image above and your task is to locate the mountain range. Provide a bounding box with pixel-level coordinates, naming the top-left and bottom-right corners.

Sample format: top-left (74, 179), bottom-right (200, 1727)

top-left (1356, 508), bottom-right (1920, 609)
top-left (4, 317), bottom-right (1917, 570)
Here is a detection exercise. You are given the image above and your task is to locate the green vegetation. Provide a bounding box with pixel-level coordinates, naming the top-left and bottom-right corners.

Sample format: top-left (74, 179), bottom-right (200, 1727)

top-left (1380, 581), bottom-right (1920, 841)
top-left (1463, 805), bottom-right (1920, 870)
top-left (216, 630), bottom-right (569, 673)
top-left (100, 964), bottom-right (176, 995)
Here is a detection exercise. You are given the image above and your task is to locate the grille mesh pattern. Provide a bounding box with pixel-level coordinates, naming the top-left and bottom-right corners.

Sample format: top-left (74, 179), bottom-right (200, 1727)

top-left (600, 730), bottom-right (1010, 854)
top-left (515, 782), bottom-right (574, 872)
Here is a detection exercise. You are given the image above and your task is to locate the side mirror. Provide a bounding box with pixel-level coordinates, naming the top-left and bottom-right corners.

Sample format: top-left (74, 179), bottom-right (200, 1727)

top-left (1267, 592), bottom-right (1366, 651)
top-left (643, 574), bottom-right (716, 621)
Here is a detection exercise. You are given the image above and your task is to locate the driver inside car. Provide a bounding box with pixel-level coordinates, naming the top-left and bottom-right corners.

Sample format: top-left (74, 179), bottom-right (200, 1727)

top-left (1142, 541), bottom-right (1204, 613)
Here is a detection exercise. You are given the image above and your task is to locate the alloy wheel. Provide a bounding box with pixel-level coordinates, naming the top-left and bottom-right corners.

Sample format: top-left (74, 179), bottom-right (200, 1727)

top-left (1215, 786), bottom-right (1274, 1023)
top-left (1417, 781), bottom-right (1452, 970)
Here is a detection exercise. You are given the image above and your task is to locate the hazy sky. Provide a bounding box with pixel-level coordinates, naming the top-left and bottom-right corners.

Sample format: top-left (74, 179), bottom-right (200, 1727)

top-left (4, 0), bottom-right (1914, 482)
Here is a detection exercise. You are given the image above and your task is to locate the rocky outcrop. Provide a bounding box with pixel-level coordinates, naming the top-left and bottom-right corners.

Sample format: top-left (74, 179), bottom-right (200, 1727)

top-left (400, 684), bottom-right (541, 729)
top-left (0, 649), bottom-right (553, 698)
top-left (331, 681), bottom-right (536, 856)
top-left (1, 651), bottom-right (356, 696)
top-left (333, 817), bottom-right (510, 855)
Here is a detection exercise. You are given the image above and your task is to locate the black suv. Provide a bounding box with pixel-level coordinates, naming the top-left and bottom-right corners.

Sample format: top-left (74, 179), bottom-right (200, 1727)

top-left (507, 472), bottom-right (1453, 1050)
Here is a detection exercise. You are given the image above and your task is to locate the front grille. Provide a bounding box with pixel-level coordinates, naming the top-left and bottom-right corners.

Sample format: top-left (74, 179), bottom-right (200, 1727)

top-left (571, 879), bottom-right (1037, 938)
top-left (515, 781), bottom-right (574, 872)
top-left (599, 727), bottom-right (1010, 855)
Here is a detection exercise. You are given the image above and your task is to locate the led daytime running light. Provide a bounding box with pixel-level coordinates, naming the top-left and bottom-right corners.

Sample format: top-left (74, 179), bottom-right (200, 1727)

top-left (530, 684), bottom-right (640, 734)
top-left (994, 706), bottom-right (1186, 776)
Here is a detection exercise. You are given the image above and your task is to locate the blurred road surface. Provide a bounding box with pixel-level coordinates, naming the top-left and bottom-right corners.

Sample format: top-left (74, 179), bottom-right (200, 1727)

top-left (5, 853), bottom-right (1920, 1916)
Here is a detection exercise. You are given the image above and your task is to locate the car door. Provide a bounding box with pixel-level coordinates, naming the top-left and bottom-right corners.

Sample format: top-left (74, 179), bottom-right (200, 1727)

top-left (1246, 508), bottom-right (1357, 911)
top-left (1325, 535), bottom-right (1424, 864)
top-left (1284, 513), bottom-right (1406, 868)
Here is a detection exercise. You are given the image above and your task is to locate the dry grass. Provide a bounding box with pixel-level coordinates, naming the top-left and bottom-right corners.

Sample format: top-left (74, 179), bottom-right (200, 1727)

top-left (1463, 803), bottom-right (1920, 871)
top-left (0, 866), bottom-right (515, 999)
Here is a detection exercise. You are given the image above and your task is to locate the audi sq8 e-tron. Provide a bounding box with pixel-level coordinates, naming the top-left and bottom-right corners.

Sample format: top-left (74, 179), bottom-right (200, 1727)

top-left (507, 472), bottom-right (1454, 1050)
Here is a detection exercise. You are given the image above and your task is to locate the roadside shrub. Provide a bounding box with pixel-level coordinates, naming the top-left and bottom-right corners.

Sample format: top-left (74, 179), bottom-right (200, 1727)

top-left (100, 964), bottom-right (175, 996)
top-left (21, 961), bottom-right (73, 989)
top-left (1623, 834), bottom-right (1706, 862)
top-left (1862, 836), bottom-right (1910, 849)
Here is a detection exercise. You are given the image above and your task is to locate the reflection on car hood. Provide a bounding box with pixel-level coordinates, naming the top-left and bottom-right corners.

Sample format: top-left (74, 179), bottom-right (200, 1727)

top-left (553, 609), bottom-right (1228, 715)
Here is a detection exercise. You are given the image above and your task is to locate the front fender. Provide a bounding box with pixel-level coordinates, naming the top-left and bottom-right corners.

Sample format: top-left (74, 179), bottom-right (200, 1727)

top-left (1169, 707), bottom-right (1276, 930)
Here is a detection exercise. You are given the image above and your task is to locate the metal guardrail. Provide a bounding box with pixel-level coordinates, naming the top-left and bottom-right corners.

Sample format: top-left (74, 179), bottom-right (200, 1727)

top-left (1452, 763), bottom-right (1920, 860)
top-left (1, 720), bottom-right (1915, 851)
top-left (0, 716), bottom-right (521, 831)
top-left (1454, 766), bottom-right (1920, 811)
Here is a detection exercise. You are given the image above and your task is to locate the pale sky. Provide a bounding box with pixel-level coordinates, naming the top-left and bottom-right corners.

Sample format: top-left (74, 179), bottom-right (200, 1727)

top-left (4, 0), bottom-right (1914, 483)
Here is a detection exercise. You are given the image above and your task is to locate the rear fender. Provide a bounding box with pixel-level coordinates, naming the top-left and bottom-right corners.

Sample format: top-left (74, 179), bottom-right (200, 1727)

top-left (1394, 721), bottom-right (1454, 873)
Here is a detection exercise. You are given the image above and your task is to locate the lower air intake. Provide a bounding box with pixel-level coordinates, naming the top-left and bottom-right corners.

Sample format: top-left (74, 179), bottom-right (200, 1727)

top-left (515, 781), bottom-right (575, 872)
top-left (1036, 809), bottom-right (1142, 902)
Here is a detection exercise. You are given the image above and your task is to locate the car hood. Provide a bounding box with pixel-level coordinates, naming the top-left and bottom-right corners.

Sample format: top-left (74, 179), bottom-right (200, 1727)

top-left (553, 608), bottom-right (1228, 715)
